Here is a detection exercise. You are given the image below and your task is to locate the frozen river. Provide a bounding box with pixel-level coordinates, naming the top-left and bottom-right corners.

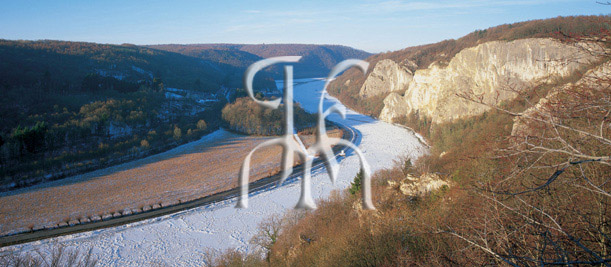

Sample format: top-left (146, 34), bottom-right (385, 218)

top-left (1, 78), bottom-right (428, 266)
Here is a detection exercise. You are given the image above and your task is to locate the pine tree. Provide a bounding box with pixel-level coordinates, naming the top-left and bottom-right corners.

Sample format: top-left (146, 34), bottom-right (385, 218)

top-left (349, 169), bottom-right (363, 195)
top-left (402, 158), bottom-right (412, 175)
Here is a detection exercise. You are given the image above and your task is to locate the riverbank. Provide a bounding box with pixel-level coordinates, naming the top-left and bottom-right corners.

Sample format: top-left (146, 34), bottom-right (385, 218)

top-left (1, 78), bottom-right (428, 266)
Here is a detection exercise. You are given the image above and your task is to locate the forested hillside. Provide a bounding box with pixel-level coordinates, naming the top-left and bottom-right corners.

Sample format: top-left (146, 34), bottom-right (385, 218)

top-left (0, 40), bottom-right (228, 92)
top-left (145, 44), bottom-right (277, 89)
top-left (0, 39), bottom-right (371, 190)
top-left (0, 40), bottom-right (267, 190)
top-left (149, 43), bottom-right (372, 79)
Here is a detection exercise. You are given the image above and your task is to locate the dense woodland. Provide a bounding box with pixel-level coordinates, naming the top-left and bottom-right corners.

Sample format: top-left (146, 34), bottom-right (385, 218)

top-left (222, 97), bottom-right (316, 136)
top-left (0, 82), bottom-right (221, 189)
top-left (328, 15), bottom-right (611, 117)
top-left (208, 15), bottom-right (611, 266)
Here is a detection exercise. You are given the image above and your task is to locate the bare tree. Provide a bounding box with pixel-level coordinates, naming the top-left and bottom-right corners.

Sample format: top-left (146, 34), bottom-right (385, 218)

top-left (0, 245), bottom-right (98, 267)
top-left (448, 21), bottom-right (611, 266)
top-left (249, 210), bottom-right (305, 262)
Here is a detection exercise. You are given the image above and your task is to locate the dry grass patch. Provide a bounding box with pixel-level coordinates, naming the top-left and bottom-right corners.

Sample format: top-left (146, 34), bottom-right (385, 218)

top-left (0, 129), bottom-right (341, 236)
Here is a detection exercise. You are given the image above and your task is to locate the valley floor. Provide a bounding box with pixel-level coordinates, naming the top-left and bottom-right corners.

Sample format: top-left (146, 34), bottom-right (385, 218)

top-left (0, 78), bottom-right (428, 266)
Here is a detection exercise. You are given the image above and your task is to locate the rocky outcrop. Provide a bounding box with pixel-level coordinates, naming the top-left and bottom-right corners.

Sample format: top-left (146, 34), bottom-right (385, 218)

top-left (351, 172), bottom-right (448, 225)
top-left (382, 92), bottom-right (410, 117)
top-left (359, 59), bottom-right (415, 97)
top-left (379, 38), bottom-right (599, 124)
top-left (387, 173), bottom-right (449, 197)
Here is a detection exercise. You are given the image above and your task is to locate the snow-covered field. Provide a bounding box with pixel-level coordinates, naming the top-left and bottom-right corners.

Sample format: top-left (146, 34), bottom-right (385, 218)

top-left (1, 78), bottom-right (428, 266)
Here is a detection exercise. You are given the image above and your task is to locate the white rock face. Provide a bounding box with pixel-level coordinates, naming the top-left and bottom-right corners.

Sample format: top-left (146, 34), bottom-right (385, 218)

top-left (359, 59), bottom-right (414, 97)
top-left (380, 38), bottom-right (599, 124)
top-left (381, 92), bottom-right (409, 119)
top-left (387, 173), bottom-right (448, 197)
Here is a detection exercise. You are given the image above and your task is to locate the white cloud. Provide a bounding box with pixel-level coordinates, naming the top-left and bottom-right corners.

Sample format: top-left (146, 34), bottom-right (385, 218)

top-left (359, 0), bottom-right (564, 13)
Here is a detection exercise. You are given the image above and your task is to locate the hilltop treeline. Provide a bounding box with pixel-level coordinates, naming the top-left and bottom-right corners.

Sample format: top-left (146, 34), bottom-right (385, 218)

top-left (149, 43), bottom-right (372, 79)
top-left (0, 40), bottom-right (231, 92)
top-left (222, 97), bottom-right (316, 136)
top-left (144, 44), bottom-right (279, 90)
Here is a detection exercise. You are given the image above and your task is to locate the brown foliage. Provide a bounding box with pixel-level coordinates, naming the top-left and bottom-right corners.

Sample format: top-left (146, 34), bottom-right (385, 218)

top-left (211, 16), bottom-right (611, 267)
top-left (222, 97), bottom-right (316, 136)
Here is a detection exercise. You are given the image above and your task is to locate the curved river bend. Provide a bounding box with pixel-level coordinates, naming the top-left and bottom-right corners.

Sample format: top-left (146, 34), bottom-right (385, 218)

top-left (1, 78), bottom-right (428, 266)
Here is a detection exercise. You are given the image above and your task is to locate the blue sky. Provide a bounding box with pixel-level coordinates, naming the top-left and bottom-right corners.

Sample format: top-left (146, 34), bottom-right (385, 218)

top-left (0, 0), bottom-right (607, 52)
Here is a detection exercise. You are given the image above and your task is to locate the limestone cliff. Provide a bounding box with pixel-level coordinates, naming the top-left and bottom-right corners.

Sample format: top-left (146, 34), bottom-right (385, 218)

top-left (359, 59), bottom-right (415, 98)
top-left (378, 38), bottom-right (600, 124)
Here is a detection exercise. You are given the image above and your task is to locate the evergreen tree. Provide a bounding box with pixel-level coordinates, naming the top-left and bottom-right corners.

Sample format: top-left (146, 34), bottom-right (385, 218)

top-left (349, 169), bottom-right (363, 195)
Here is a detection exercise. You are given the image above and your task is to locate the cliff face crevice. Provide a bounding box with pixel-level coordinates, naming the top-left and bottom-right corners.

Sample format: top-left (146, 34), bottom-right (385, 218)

top-left (359, 59), bottom-right (416, 98)
top-left (378, 38), bottom-right (600, 124)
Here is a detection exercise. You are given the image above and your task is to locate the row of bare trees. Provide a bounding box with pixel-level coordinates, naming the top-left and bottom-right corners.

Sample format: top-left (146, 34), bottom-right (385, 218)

top-left (450, 24), bottom-right (610, 266)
